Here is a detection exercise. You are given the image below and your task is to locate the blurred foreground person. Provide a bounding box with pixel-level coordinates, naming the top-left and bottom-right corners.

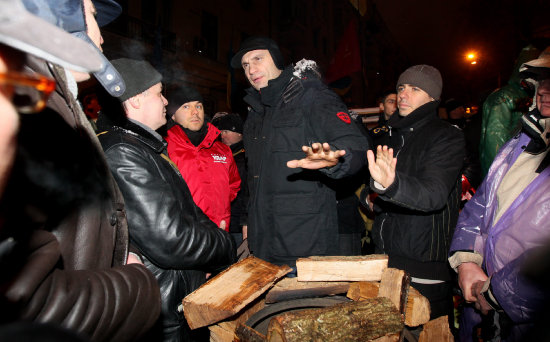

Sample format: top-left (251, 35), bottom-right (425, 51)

top-left (449, 49), bottom-right (550, 341)
top-left (99, 58), bottom-right (236, 342)
top-left (0, 0), bottom-right (161, 341)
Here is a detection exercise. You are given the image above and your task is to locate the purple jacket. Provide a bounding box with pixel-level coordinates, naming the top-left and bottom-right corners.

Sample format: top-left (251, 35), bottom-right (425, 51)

top-left (450, 132), bottom-right (550, 340)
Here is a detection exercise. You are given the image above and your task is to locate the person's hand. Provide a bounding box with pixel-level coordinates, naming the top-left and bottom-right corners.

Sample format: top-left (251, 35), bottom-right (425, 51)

top-left (471, 280), bottom-right (493, 315)
top-left (458, 262), bottom-right (488, 302)
top-left (127, 252), bottom-right (143, 265)
top-left (286, 142), bottom-right (346, 169)
top-left (367, 145), bottom-right (397, 188)
top-left (242, 225), bottom-right (248, 240)
top-left (219, 220), bottom-right (226, 230)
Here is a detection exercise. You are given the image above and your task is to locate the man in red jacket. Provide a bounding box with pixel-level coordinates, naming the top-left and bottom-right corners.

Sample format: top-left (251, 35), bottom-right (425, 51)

top-left (165, 87), bottom-right (240, 230)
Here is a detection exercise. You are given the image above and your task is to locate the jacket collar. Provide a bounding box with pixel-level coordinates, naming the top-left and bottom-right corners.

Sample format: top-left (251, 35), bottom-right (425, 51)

top-left (244, 65), bottom-right (294, 113)
top-left (116, 118), bottom-right (167, 153)
top-left (168, 122), bottom-right (220, 149)
top-left (388, 100), bottom-right (440, 130)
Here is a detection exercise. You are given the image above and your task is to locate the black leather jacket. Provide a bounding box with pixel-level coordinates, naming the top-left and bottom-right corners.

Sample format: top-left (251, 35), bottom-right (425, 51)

top-left (98, 118), bottom-right (236, 342)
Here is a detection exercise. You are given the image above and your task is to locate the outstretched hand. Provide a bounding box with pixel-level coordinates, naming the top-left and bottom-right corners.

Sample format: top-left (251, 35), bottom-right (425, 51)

top-left (287, 142), bottom-right (346, 169)
top-left (367, 145), bottom-right (397, 188)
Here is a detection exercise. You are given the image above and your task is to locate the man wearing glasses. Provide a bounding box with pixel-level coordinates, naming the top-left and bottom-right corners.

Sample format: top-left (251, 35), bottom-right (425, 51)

top-left (0, 0), bottom-right (161, 341)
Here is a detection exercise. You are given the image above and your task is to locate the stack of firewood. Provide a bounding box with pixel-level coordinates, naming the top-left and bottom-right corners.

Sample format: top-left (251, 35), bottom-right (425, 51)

top-left (182, 256), bottom-right (453, 342)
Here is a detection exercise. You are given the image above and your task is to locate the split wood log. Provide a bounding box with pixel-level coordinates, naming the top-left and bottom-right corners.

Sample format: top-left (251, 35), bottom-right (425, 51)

top-left (418, 315), bottom-right (454, 342)
top-left (234, 324), bottom-right (266, 342)
top-left (265, 277), bottom-right (350, 303)
top-left (346, 282), bottom-right (430, 327)
top-left (183, 256), bottom-right (291, 330)
top-left (371, 334), bottom-right (400, 342)
top-left (296, 255), bottom-right (388, 282)
top-left (266, 297), bottom-right (403, 342)
top-left (209, 297), bottom-right (265, 342)
top-left (378, 268), bottom-right (410, 314)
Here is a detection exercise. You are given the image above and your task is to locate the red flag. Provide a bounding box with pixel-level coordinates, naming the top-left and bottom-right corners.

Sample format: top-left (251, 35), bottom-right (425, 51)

top-left (325, 19), bottom-right (361, 83)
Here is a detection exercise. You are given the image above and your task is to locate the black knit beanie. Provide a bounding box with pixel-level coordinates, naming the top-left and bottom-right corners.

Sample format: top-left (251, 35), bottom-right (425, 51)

top-left (397, 64), bottom-right (442, 100)
top-left (111, 58), bottom-right (162, 102)
top-left (166, 86), bottom-right (204, 116)
top-left (230, 36), bottom-right (284, 69)
top-left (212, 113), bottom-right (243, 134)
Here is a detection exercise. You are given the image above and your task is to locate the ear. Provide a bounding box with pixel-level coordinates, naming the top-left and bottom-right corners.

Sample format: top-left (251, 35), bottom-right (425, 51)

top-left (128, 95), bottom-right (141, 109)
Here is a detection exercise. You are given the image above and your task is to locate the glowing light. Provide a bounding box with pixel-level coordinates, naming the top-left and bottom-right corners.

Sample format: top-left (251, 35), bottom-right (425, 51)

top-left (467, 53), bottom-right (475, 60)
top-left (471, 61), bottom-right (477, 65)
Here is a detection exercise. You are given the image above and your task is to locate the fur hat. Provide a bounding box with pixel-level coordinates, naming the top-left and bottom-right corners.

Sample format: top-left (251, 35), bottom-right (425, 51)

top-left (212, 113), bottom-right (243, 134)
top-left (110, 58), bottom-right (162, 102)
top-left (397, 64), bottom-right (443, 100)
top-left (230, 36), bottom-right (284, 69)
top-left (166, 86), bottom-right (204, 116)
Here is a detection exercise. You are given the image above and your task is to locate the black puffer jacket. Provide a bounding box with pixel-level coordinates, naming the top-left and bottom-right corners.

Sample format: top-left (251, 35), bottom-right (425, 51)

top-left (371, 101), bottom-right (465, 280)
top-left (243, 62), bottom-right (368, 267)
top-left (98, 118), bottom-right (236, 342)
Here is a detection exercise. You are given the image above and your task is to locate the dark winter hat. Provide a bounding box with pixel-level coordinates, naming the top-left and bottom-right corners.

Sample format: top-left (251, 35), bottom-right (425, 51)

top-left (166, 86), bottom-right (204, 116)
top-left (230, 36), bottom-right (284, 69)
top-left (444, 98), bottom-right (464, 113)
top-left (212, 113), bottom-right (243, 134)
top-left (397, 64), bottom-right (443, 100)
top-left (110, 58), bottom-right (162, 102)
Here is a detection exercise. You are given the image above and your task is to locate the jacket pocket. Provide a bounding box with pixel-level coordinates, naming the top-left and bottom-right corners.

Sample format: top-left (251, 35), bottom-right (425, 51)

top-left (270, 193), bottom-right (333, 258)
top-left (270, 111), bottom-right (304, 152)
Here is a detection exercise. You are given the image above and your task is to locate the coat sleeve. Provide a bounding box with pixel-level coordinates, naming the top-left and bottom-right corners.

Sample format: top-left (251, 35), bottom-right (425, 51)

top-left (307, 88), bottom-right (369, 179)
top-left (479, 91), bottom-right (518, 175)
top-left (104, 143), bottom-right (236, 271)
top-left (375, 125), bottom-right (465, 212)
top-left (3, 230), bottom-right (161, 342)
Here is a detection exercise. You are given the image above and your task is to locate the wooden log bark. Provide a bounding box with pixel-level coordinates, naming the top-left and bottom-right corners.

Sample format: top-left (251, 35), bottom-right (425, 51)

top-left (418, 316), bottom-right (454, 342)
top-left (183, 256), bottom-right (291, 330)
top-left (265, 277), bottom-right (350, 303)
top-left (346, 281), bottom-right (430, 327)
top-left (266, 297), bottom-right (403, 342)
top-left (378, 268), bottom-right (410, 314)
top-left (296, 255), bottom-right (388, 282)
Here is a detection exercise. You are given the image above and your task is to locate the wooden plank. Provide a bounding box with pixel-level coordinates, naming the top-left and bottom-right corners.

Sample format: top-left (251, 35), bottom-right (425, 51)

top-left (378, 268), bottom-right (410, 314)
top-left (418, 316), bottom-right (454, 342)
top-left (265, 277), bottom-right (350, 303)
top-left (346, 281), bottom-right (430, 327)
top-left (183, 256), bottom-right (292, 330)
top-left (266, 297), bottom-right (403, 342)
top-left (296, 255), bottom-right (388, 282)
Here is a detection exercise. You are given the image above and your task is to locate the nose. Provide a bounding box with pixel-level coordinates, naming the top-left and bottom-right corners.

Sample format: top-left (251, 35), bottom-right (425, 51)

top-left (162, 95), bottom-right (168, 106)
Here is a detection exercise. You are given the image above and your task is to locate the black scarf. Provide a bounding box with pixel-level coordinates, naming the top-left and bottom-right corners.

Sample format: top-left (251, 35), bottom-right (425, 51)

top-left (179, 122), bottom-right (208, 147)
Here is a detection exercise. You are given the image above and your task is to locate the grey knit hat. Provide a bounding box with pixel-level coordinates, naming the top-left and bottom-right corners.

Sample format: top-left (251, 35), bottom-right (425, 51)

top-left (111, 58), bottom-right (162, 102)
top-left (397, 64), bottom-right (442, 100)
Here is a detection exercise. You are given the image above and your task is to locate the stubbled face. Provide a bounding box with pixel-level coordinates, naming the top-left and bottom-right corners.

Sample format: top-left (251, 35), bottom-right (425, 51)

top-left (380, 93), bottom-right (397, 120)
top-left (141, 83), bottom-right (168, 130)
top-left (397, 84), bottom-right (433, 116)
top-left (0, 47), bottom-right (21, 197)
top-left (72, 0), bottom-right (104, 82)
top-left (173, 101), bottom-right (205, 131)
top-left (241, 49), bottom-right (282, 91)
top-left (220, 130), bottom-right (242, 146)
top-left (537, 79), bottom-right (550, 117)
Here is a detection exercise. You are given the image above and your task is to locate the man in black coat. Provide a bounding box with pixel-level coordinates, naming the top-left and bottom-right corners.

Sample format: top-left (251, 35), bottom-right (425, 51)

top-left (231, 36), bottom-right (368, 270)
top-left (98, 58), bottom-right (236, 342)
top-left (367, 65), bottom-right (465, 322)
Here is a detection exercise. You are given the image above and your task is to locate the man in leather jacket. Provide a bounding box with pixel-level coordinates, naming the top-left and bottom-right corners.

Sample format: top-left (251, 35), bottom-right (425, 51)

top-left (98, 58), bottom-right (236, 342)
top-left (0, 0), bottom-right (161, 341)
